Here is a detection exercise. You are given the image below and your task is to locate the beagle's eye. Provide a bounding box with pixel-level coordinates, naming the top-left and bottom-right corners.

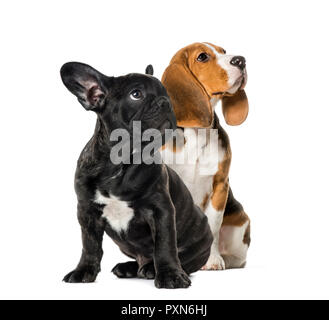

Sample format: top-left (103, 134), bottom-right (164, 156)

top-left (197, 53), bottom-right (210, 62)
top-left (130, 89), bottom-right (143, 100)
top-left (222, 49), bottom-right (226, 54)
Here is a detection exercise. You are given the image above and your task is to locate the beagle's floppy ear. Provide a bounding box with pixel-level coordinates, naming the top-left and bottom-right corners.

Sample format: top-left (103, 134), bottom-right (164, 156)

top-left (222, 89), bottom-right (249, 126)
top-left (162, 63), bottom-right (212, 127)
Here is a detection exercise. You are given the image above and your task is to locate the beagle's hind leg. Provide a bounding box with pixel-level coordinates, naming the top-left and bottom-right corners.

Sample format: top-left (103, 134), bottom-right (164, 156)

top-left (219, 190), bottom-right (251, 269)
top-left (219, 218), bottom-right (250, 269)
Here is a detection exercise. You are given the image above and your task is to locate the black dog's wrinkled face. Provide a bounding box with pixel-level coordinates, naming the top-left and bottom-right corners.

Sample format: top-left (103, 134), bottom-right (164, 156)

top-left (60, 62), bottom-right (177, 140)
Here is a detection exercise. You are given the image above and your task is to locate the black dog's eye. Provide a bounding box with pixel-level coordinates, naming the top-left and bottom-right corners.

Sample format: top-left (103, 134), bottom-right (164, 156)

top-left (197, 53), bottom-right (210, 62)
top-left (130, 89), bottom-right (143, 101)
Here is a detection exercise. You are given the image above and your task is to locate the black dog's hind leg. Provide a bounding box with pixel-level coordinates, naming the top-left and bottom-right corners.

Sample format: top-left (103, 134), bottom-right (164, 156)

top-left (138, 262), bottom-right (156, 279)
top-left (63, 202), bottom-right (105, 283)
top-left (112, 261), bottom-right (139, 278)
top-left (112, 262), bottom-right (156, 279)
top-left (112, 258), bottom-right (155, 279)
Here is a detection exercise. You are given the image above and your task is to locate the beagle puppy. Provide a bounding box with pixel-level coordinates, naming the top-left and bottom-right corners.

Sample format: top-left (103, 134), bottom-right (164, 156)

top-left (161, 42), bottom-right (251, 270)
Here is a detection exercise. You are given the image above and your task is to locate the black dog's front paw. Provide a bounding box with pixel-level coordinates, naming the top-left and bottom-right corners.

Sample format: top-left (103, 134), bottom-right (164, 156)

top-left (138, 262), bottom-right (155, 279)
top-left (112, 261), bottom-right (138, 278)
top-left (155, 269), bottom-right (191, 289)
top-left (63, 265), bottom-right (99, 283)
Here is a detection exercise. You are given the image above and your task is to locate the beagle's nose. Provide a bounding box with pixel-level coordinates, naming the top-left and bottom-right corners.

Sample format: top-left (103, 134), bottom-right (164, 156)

top-left (230, 56), bottom-right (246, 70)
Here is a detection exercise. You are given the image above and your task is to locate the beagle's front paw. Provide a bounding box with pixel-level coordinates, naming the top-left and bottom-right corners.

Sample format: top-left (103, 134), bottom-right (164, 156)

top-left (202, 253), bottom-right (226, 270)
top-left (155, 269), bottom-right (191, 289)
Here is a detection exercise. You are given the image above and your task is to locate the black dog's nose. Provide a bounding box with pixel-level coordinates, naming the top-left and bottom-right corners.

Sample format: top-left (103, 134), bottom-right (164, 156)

top-left (230, 56), bottom-right (246, 70)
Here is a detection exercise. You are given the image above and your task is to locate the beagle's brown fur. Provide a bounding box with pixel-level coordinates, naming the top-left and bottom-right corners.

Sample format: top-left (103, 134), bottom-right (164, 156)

top-left (161, 42), bottom-right (250, 270)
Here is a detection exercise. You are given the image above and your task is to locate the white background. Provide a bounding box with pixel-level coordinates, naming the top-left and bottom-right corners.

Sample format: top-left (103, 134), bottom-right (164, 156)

top-left (1, 0), bottom-right (329, 300)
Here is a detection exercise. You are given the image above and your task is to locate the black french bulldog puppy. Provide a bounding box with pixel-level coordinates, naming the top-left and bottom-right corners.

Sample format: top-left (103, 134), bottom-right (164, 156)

top-left (60, 62), bottom-right (213, 289)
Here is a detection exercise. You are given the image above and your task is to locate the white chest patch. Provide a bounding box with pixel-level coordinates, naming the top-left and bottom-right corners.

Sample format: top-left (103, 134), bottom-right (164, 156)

top-left (94, 190), bottom-right (134, 233)
top-left (161, 128), bottom-right (226, 208)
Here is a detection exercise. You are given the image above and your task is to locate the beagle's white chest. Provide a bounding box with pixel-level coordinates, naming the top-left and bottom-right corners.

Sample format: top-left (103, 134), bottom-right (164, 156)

top-left (94, 190), bottom-right (134, 233)
top-left (161, 128), bottom-right (226, 208)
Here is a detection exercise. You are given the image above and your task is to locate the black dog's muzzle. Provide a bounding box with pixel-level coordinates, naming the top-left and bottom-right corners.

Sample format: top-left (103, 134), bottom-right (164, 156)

top-left (142, 96), bottom-right (177, 130)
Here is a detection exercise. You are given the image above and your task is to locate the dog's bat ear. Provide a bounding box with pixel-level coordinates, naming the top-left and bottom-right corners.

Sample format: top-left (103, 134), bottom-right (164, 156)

top-left (60, 62), bottom-right (107, 111)
top-left (145, 64), bottom-right (154, 75)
